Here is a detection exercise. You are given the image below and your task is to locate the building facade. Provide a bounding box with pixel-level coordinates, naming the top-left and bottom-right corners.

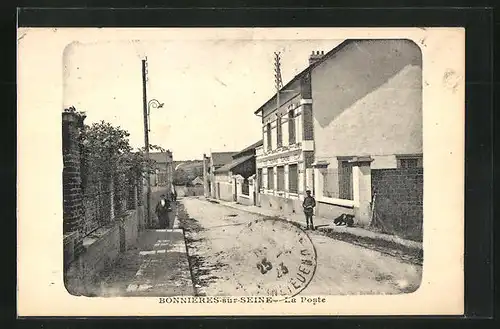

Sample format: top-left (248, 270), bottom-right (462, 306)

top-left (213, 140), bottom-right (263, 204)
top-left (149, 150), bottom-right (174, 192)
top-left (202, 151), bottom-right (237, 199)
top-left (254, 39), bottom-right (423, 226)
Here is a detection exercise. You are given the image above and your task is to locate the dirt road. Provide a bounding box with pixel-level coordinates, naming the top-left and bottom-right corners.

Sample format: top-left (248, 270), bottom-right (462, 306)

top-left (178, 198), bottom-right (422, 297)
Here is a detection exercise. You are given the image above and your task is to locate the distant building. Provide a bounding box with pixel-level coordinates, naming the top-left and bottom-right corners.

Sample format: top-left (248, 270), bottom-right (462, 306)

top-left (191, 176), bottom-right (204, 186)
top-left (254, 39), bottom-right (422, 227)
top-left (149, 150), bottom-right (174, 192)
top-left (202, 151), bottom-right (237, 199)
top-left (212, 140), bottom-right (263, 202)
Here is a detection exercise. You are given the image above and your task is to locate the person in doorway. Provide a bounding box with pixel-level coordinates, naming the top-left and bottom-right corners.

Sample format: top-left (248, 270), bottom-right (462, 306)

top-left (155, 194), bottom-right (170, 229)
top-left (302, 189), bottom-right (316, 230)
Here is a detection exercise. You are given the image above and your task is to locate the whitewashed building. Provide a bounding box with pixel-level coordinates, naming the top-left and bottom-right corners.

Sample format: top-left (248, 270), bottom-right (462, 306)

top-left (254, 39), bottom-right (423, 226)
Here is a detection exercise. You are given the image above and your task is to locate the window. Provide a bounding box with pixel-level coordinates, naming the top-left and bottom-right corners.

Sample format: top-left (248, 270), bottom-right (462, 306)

top-left (257, 168), bottom-right (263, 190)
top-left (288, 164), bottom-right (298, 193)
top-left (276, 114), bottom-right (282, 148)
top-left (397, 155), bottom-right (422, 168)
top-left (267, 167), bottom-right (274, 190)
top-left (288, 110), bottom-right (296, 145)
top-left (266, 123), bottom-right (272, 151)
top-left (277, 166), bottom-right (285, 191)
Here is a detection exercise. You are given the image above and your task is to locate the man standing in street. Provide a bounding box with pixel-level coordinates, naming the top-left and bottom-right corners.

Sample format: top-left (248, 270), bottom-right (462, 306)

top-left (302, 189), bottom-right (316, 230)
top-left (155, 194), bottom-right (170, 229)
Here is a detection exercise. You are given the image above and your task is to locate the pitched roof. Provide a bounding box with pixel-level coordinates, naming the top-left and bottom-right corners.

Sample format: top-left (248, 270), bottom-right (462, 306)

top-left (191, 176), bottom-right (204, 185)
top-left (232, 140), bottom-right (264, 159)
top-left (214, 154), bottom-right (254, 173)
top-left (254, 39), bottom-right (353, 115)
top-left (211, 152), bottom-right (237, 166)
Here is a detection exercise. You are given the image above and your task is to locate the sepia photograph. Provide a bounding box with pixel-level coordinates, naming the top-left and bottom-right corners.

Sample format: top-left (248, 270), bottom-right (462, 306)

top-left (17, 27), bottom-right (464, 316)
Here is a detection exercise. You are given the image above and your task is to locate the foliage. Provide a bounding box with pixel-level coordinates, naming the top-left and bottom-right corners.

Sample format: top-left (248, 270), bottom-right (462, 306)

top-left (173, 168), bottom-right (190, 185)
top-left (64, 106), bottom-right (86, 127)
top-left (172, 161), bottom-right (203, 185)
top-left (78, 119), bottom-right (166, 191)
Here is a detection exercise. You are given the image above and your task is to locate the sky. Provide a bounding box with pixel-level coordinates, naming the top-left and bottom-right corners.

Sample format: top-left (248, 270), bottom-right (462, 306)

top-left (63, 38), bottom-right (343, 160)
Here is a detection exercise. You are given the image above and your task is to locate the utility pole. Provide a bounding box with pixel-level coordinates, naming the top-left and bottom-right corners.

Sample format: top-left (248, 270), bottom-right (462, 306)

top-left (274, 52), bottom-right (283, 148)
top-left (274, 52), bottom-right (283, 110)
top-left (142, 58), bottom-right (151, 228)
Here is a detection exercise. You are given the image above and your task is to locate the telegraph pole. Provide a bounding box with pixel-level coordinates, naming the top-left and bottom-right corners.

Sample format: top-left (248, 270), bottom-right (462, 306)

top-left (274, 52), bottom-right (283, 148)
top-left (274, 52), bottom-right (283, 110)
top-left (142, 58), bottom-right (151, 228)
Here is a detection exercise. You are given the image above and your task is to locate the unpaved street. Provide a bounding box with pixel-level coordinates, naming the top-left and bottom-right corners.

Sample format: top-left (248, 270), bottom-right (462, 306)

top-left (178, 197), bottom-right (422, 297)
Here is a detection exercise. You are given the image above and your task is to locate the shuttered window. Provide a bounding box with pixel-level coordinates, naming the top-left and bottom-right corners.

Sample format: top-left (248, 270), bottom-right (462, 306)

top-left (288, 110), bottom-right (296, 145)
top-left (266, 123), bottom-right (272, 151)
top-left (288, 164), bottom-right (298, 193)
top-left (277, 166), bottom-right (285, 191)
top-left (267, 167), bottom-right (274, 190)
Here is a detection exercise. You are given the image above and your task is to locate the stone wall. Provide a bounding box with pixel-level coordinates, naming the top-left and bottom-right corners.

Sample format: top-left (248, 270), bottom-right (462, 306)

top-left (62, 108), bottom-right (146, 296)
top-left (64, 208), bottom-right (143, 296)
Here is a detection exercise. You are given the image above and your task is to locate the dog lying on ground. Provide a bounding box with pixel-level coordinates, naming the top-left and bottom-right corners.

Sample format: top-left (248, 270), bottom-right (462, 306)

top-left (333, 214), bottom-right (355, 227)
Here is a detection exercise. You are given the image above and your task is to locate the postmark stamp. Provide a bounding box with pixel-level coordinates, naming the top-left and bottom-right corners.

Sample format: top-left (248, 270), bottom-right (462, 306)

top-left (230, 217), bottom-right (317, 300)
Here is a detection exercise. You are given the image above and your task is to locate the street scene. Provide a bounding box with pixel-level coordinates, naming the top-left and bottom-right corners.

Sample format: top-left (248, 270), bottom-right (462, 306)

top-left (62, 36), bottom-right (424, 298)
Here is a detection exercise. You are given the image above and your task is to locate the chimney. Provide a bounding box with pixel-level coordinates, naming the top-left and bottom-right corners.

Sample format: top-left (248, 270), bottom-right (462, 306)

top-left (309, 50), bottom-right (325, 66)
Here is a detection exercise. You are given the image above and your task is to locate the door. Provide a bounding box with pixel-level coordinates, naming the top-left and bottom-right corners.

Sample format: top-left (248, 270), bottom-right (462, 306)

top-left (256, 168), bottom-right (262, 206)
top-left (217, 183), bottom-right (220, 199)
top-left (233, 178), bottom-right (237, 201)
top-left (339, 160), bottom-right (354, 200)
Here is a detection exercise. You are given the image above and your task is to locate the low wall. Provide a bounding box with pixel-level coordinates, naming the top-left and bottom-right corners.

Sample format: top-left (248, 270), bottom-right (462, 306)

top-left (259, 193), bottom-right (303, 215)
top-left (237, 194), bottom-right (253, 206)
top-left (174, 185), bottom-right (204, 197)
top-left (64, 207), bottom-right (143, 296)
top-left (258, 193), bottom-right (354, 220)
top-left (316, 201), bottom-right (355, 220)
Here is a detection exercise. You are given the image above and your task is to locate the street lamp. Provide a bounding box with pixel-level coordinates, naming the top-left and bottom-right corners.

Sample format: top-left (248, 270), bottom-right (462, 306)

top-left (144, 98), bottom-right (164, 228)
top-left (147, 99), bottom-right (164, 132)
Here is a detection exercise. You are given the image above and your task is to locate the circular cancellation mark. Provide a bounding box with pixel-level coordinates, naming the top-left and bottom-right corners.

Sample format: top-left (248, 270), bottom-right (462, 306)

top-left (230, 217), bottom-right (318, 300)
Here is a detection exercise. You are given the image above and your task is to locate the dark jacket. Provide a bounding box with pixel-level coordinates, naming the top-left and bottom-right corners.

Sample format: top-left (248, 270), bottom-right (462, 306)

top-left (155, 199), bottom-right (170, 218)
top-left (303, 196), bottom-right (316, 214)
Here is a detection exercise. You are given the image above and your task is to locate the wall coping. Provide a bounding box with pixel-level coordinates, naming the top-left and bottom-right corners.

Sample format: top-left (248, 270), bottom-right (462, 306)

top-left (317, 196), bottom-right (355, 208)
top-left (82, 225), bottom-right (116, 248)
top-left (312, 160), bottom-right (329, 168)
top-left (81, 210), bottom-right (136, 248)
top-left (348, 156), bottom-right (374, 164)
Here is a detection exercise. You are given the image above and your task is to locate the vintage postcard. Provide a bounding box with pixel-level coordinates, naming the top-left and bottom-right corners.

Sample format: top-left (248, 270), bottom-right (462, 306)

top-left (17, 27), bottom-right (464, 316)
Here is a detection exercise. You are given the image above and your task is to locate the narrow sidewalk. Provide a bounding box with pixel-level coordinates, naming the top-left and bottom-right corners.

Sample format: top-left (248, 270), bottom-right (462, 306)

top-left (124, 209), bottom-right (195, 296)
top-left (97, 203), bottom-right (195, 297)
top-left (203, 197), bottom-right (422, 251)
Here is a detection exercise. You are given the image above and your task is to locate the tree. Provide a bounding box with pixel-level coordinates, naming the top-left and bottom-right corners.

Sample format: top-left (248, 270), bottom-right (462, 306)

top-left (79, 120), bottom-right (166, 185)
top-left (173, 168), bottom-right (190, 185)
